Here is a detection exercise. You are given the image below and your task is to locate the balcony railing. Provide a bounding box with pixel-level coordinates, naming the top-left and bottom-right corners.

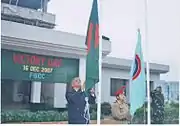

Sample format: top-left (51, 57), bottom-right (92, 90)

top-left (1, 3), bottom-right (55, 29)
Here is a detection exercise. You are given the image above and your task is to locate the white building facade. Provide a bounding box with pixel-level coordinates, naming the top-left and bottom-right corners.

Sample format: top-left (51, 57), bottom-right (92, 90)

top-left (1, 2), bottom-right (111, 110)
top-left (101, 57), bottom-right (169, 104)
top-left (1, 2), bottom-right (170, 110)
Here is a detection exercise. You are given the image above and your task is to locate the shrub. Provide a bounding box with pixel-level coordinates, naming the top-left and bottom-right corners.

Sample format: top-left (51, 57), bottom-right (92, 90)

top-left (131, 103), bottom-right (148, 124)
top-left (1, 110), bottom-right (102, 123)
top-left (132, 102), bottom-right (179, 124)
top-left (1, 110), bottom-right (68, 123)
top-left (101, 102), bottom-right (111, 116)
top-left (90, 102), bottom-right (112, 116)
top-left (90, 104), bottom-right (97, 113)
top-left (90, 110), bottom-right (104, 120)
top-left (169, 102), bottom-right (179, 108)
top-left (164, 103), bottom-right (179, 124)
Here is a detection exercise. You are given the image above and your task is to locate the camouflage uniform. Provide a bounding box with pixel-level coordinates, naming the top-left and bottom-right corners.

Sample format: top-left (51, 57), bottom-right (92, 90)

top-left (151, 87), bottom-right (165, 124)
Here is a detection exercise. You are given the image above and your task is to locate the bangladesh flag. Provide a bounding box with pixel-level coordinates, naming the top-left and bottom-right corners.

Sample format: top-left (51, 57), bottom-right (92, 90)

top-left (85, 0), bottom-right (99, 92)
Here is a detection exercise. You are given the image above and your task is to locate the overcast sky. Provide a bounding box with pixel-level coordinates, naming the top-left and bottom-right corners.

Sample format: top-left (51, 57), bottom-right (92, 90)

top-left (48, 0), bottom-right (180, 81)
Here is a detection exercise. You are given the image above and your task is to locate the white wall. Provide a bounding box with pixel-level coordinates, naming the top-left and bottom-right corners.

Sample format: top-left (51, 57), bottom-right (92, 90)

top-left (1, 20), bottom-right (111, 55)
top-left (30, 81), bottom-right (41, 103)
top-left (79, 56), bottom-right (86, 85)
top-left (54, 83), bottom-right (67, 108)
top-left (101, 67), bottom-right (160, 104)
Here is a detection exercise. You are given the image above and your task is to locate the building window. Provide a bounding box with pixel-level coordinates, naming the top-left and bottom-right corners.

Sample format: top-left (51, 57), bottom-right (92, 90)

top-left (1, 79), bottom-right (31, 110)
top-left (146, 81), bottom-right (154, 96)
top-left (169, 82), bottom-right (179, 102)
top-left (110, 79), bottom-right (154, 97)
top-left (110, 78), bottom-right (128, 96)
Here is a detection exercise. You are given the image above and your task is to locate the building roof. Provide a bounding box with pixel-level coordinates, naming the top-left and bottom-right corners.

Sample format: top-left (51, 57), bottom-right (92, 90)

top-left (155, 80), bottom-right (179, 85)
top-left (102, 57), bottom-right (169, 74)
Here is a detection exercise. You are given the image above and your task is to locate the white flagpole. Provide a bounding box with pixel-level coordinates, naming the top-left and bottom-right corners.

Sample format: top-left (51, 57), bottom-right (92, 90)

top-left (144, 0), bottom-right (151, 125)
top-left (97, 0), bottom-right (102, 125)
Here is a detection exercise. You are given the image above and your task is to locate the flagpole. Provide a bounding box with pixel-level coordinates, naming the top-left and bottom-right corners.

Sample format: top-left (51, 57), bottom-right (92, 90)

top-left (97, 0), bottom-right (102, 124)
top-left (144, 0), bottom-right (151, 125)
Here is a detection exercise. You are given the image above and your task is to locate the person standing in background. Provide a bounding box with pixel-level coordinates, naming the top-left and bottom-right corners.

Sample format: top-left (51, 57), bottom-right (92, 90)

top-left (151, 86), bottom-right (165, 124)
top-left (88, 88), bottom-right (96, 104)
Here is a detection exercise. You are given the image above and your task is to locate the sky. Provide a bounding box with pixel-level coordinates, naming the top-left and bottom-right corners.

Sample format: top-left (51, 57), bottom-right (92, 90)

top-left (48, 0), bottom-right (180, 81)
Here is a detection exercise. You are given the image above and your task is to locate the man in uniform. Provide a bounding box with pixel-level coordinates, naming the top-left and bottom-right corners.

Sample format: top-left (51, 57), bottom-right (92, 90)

top-left (151, 86), bottom-right (165, 124)
top-left (111, 86), bottom-right (131, 124)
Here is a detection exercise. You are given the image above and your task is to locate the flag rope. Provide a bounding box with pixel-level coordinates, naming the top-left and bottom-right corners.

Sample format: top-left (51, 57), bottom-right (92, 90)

top-left (84, 97), bottom-right (90, 124)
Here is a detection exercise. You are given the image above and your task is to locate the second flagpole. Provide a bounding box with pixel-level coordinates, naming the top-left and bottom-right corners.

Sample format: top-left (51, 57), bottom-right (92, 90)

top-left (144, 0), bottom-right (151, 125)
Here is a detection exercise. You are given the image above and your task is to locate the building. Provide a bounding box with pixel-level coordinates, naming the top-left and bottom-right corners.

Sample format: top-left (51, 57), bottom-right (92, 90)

top-left (154, 80), bottom-right (179, 103)
top-left (101, 57), bottom-right (169, 104)
top-left (1, 0), bottom-right (169, 110)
